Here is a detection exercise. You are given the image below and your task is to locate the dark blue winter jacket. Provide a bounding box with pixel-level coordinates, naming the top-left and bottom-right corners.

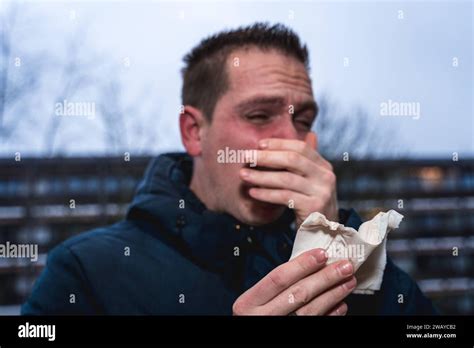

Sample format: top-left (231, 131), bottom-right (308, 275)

top-left (22, 152), bottom-right (437, 315)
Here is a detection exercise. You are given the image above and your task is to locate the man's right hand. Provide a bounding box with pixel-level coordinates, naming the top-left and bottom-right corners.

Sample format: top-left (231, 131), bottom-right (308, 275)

top-left (232, 248), bottom-right (356, 315)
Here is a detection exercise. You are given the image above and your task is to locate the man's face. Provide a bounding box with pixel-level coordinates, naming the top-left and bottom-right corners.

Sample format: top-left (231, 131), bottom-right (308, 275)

top-left (198, 47), bottom-right (317, 226)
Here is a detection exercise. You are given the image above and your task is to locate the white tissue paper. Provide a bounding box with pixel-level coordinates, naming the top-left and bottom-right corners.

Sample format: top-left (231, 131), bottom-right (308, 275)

top-left (290, 210), bottom-right (404, 294)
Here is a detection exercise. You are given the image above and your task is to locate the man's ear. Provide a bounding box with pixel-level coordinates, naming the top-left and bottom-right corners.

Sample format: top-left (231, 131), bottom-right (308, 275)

top-left (179, 105), bottom-right (207, 157)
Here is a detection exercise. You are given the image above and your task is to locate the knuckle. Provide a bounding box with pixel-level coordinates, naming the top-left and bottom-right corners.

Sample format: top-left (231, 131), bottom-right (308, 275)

top-left (281, 172), bottom-right (292, 186)
top-left (318, 189), bottom-right (331, 204)
top-left (268, 268), bottom-right (289, 292)
top-left (326, 161), bottom-right (334, 172)
top-left (332, 263), bottom-right (344, 278)
top-left (321, 267), bottom-right (334, 284)
top-left (287, 151), bottom-right (299, 164)
top-left (337, 283), bottom-right (349, 298)
top-left (282, 190), bottom-right (292, 202)
top-left (297, 252), bottom-right (318, 272)
top-left (297, 141), bottom-right (307, 153)
top-left (325, 171), bottom-right (337, 186)
top-left (291, 284), bottom-right (311, 306)
top-left (325, 263), bottom-right (347, 283)
top-left (310, 183), bottom-right (321, 196)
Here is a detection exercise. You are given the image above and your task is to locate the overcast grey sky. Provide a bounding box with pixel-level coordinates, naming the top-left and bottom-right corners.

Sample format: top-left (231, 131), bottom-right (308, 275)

top-left (0, 0), bottom-right (472, 158)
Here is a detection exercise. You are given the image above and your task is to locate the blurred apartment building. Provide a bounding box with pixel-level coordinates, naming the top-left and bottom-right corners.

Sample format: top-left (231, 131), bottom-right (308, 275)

top-left (0, 156), bottom-right (473, 314)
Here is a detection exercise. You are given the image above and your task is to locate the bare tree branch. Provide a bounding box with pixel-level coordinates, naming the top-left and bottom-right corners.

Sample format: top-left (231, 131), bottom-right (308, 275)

top-left (314, 94), bottom-right (404, 159)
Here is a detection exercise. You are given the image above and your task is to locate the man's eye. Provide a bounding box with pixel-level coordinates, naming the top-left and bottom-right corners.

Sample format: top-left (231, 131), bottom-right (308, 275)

top-left (246, 114), bottom-right (270, 123)
top-left (294, 118), bottom-right (312, 130)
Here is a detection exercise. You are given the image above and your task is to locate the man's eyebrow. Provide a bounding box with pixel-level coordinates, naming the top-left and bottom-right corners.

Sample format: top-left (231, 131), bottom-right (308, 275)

top-left (235, 96), bottom-right (287, 112)
top-left (235, 95), bottom-right (319, 119)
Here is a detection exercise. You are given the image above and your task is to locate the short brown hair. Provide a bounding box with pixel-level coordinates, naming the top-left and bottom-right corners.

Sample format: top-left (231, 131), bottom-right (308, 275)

top-left (181, 22), bottom-right (310, 121)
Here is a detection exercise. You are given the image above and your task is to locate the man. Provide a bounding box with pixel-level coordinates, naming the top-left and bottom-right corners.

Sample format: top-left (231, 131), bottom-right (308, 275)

top-left (22, 23), bottom-right (436, 315)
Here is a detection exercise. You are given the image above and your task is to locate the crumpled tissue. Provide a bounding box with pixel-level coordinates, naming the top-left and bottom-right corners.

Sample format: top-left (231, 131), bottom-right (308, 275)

top-left (290, 210), bottom-right (403, 294)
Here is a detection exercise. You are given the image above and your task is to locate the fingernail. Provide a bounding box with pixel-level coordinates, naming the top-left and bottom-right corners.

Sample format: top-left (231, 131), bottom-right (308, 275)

top-left (338, 261), bottom-right (353, 275)
top-left (316, 250), bottom-right (328, 263)
top-left (343, 277), bottom-right (357, 290)
top-left (240, 169), bottom-right (249, 178)
top-left (258, 140), bottom-right (268, 149)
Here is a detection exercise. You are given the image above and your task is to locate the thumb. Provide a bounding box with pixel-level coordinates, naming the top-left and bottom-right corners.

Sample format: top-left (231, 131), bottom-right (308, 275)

top-left (305, 131), bottom-right (318, 151)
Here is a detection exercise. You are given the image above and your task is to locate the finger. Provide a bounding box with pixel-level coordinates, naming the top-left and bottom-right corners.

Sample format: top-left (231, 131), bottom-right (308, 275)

top-left (248, 187), bottom-right (310, 207)
top-left (261, 260), bottom-right (354, 315)
top-left (259, 138), bottom-right (317, 162)
top-left (327, 302), bottom-right (348, 316)
top-left (237, 248), bottom-right (328, 307)
top-left (242, 168), bottom-right (333, 197)
top-left (305, 131), bottom-right (317, 151)
top-left (255, 150), bottom-right (313, 176)
top-left (240, 168), bottom-right (309, 194)
top-left (296, 276), bottom-right (356, 316)
top-left (258, 138), bottom-right (333, 171)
